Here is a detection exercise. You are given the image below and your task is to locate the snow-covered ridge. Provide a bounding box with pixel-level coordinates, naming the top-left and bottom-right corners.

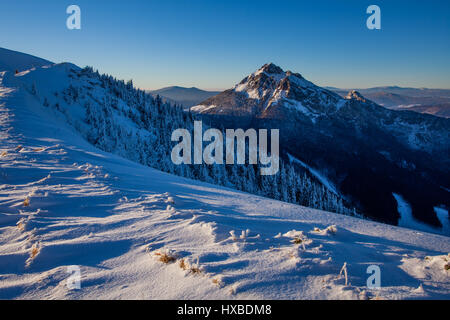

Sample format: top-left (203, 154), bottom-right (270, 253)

top-left (0, 47), bottom-right (53, 73)
top-left (0, 60), bottom-right (449, 299)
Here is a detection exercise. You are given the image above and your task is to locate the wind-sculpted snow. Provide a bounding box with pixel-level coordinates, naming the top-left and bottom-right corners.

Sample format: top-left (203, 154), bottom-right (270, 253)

top-left (0, 69), bottom-right (449, 299)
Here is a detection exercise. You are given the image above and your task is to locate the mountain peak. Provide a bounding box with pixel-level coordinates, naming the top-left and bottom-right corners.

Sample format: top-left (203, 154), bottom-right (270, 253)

top-left (194, 63), bottom-right (344, 119)
top-left (345, 90), bottom-right (367, 102)
top-left (258, 63), bottom-right (284, 75)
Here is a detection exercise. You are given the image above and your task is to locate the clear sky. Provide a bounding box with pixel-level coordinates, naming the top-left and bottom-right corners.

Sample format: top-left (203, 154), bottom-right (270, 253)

top-left (1, 0), bottom-right (449, 90)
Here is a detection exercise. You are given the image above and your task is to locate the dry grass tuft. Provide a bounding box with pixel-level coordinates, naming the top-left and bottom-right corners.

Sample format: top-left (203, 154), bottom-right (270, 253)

top-left (0, 151), bottom-right (7, 157)
top-left (17, 221), bottom-right (25, 231)
top-left (25, 243), bottom-right (41, 267)
top-left (292, 237), bottom-right (303, 244)
top-left (30, 246), bottom-right (39, 259)
top-left (155, 252), bottom-right (177, 264)
top-left (190, 266), bottom-right (202, 275)
top-left (445, 263), bottom-right (450, 271)
top-left (179, 259), bottom-right (188, 270)
top-left (212, 278), bottom-right (223, 287)
top-left (23, 197), bottom-right (30, 207)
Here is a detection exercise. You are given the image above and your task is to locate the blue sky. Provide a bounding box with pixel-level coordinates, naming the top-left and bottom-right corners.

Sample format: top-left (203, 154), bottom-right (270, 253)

top-left (1, 0), bottom-right (449, 90)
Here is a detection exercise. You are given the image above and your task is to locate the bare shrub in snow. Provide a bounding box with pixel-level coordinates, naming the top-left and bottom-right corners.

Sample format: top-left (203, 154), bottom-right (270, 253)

top-left (212, 278), bottom-right (223, 287)
top-left (229, 229), bottom-right (251, 241)
top-left (25, 242), bottom-right (41, 267)
top-left (190, 266), bottom-right (203, 275)
top-left (23, 197), bottom-right (30, 207)
top-left (30, 245), bottom-right (39, 259)
top-left (189, 257), bottom-right (203, 275)
top-left (152, 249), bottom-right (178, 264)
top-left (240, 229), bottom-right (250, 240)
top-left (339, 262), bottom-right (348, 286)
top-left (179, 259), bottom-right (188, 270)
top-left (157, 252), bottom-right (176, 264)
top-left (178, 257), bottom-right (203, 275)
top-left (16, 218), bottom-right (27, 231)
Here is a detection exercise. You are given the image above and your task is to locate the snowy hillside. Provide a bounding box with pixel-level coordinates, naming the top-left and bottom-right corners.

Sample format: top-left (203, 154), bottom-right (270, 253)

top-left (0, 60), bottom-right (449, 299)
top-left (0, 47), bottom-right (53, 73)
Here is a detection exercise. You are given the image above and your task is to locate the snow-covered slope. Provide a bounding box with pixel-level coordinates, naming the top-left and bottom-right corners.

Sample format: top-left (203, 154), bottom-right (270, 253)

top-left (0, 47), bottom-right (53, 73)
top-left (0, 66), bottom-right (449, 299)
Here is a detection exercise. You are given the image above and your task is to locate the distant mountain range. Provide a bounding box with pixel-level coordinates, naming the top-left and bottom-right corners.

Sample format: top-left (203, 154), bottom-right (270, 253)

top-left (192, 63), bottom-right (449, 228)
top-left (394, 103), bottom-right (450, 118)
top-left (326, 86), bottom-right (450, 118)
top-left (149, 86), bottom-right (220, 108)
top-left (150, 84), bottom-right (450, 118)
